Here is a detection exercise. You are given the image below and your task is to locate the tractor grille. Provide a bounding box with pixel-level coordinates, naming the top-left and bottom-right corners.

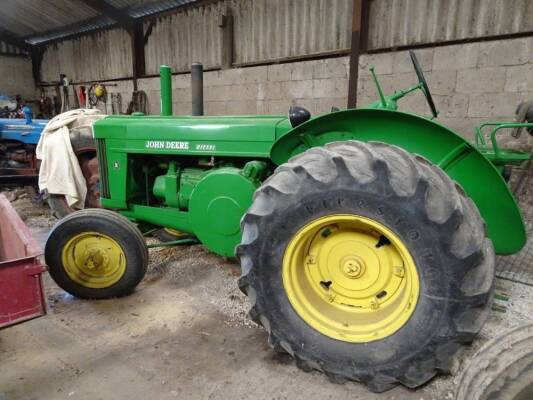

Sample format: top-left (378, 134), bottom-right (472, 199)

top-left (496, 161), bottom-right (533, 286)
top-left (96, 139), bottom-right (110, 199)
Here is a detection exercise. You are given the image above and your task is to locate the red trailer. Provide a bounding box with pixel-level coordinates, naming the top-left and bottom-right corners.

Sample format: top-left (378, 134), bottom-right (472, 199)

top-left (0, 193), bottom-right (46, 329)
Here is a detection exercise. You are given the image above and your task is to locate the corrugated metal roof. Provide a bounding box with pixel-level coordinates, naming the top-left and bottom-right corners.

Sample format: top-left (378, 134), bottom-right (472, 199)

top-left (19, 0), bottom-right (200, 45)
top-left (126, 0), bottom-right (198, 17)
top-left (0, 0), bottom-right (99, 38)
top-left (0, 41), bottom-right (26, 56)
top-left (26, 16), bottom-right (115, 45)
top-left (106, 0), bottom-right (163, 9)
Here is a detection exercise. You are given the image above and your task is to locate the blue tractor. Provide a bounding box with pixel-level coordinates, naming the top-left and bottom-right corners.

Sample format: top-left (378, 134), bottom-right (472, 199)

top-left (0, 106), bottom-right (99, 218)
top-left (0, 106), bottom-right (47, 185)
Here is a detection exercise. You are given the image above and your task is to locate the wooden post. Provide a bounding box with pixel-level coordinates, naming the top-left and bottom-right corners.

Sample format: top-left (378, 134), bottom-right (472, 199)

top-left (31, 46), bottom-right (43, 86)
top-left (219, 7), bottom-right (234, 69)
top-left (347, 0), bottom-right (369, 108)
top-left (131, 23), bottom-right (146, 90)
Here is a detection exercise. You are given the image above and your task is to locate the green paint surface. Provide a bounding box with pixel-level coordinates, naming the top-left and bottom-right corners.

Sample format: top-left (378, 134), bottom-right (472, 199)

top-left (94, 108), bottom-right (525, 256)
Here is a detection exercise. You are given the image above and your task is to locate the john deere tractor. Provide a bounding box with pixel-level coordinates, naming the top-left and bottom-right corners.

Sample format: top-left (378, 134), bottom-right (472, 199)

top-left (45, 52), bottom-right (532, 392)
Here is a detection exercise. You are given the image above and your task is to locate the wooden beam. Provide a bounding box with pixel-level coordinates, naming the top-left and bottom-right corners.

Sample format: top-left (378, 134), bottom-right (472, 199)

top-left (31, 46), bottom-right (44, 84)
top-left (0, 28), bottom-right (32, 51)
top-left (131, 22), bottom-right (145, 88)
top-left (219, 7), bottom-right (234, 69)
top-left (78, 1), bottom-right (145, 85)
top-left (347, 0), bottom-right (369, 109)
top-left (79, 0), bottom-right (134, 30)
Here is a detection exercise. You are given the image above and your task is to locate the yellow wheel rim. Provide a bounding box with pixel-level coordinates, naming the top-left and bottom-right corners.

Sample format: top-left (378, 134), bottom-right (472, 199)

top-left (163, 228), bottom-right (187, 237)
top-left (61, 232), bottom-right (126, 289)
top-left (282, 214), bottom-right (419, 343)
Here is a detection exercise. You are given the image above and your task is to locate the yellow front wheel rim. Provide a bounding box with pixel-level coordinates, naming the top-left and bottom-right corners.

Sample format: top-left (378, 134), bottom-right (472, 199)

top-left (61, 232), bottom-right (126, 289)
top-left (282, 214), bottom-right (420, 343)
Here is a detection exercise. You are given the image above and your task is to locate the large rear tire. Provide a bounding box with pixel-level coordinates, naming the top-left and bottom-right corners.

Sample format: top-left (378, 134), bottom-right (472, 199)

top-left (237, 141), bottom-right (494, 392)
top-left (45, 209), bottom-right (148, 299)
top-left (456, 323), bottom-right (533, 400)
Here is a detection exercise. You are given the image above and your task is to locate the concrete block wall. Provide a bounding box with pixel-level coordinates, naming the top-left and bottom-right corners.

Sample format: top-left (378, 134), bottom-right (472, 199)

top-left (134, 36), bottom-right (532, 144)
top-left (0, 55), bottom-right (36, 100)
top-left (137, 57), bottom-right (351, 116)
top-left (50, 36), bottom-right (532, 147)
top-left (358, 37), bottom-right (533, 140)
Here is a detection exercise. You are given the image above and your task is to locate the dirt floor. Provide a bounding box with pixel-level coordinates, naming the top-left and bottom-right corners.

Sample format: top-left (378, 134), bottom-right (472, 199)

top-left (1, 187), bottom-right (533, 400)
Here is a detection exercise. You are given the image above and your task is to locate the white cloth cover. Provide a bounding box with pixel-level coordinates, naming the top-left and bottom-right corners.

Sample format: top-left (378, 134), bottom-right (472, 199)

top-left (36, 109), bottom-right (106, 209)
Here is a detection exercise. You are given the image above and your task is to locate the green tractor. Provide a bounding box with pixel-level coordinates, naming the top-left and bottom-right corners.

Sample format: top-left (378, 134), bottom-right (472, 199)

top-left (45, 51), bottom-right (532, 392)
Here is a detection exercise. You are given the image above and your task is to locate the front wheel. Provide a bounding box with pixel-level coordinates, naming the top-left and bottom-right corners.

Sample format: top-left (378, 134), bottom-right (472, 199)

top-left (237, 141), bottom-right (495, 392)
top-left (45, 209), bottom-right (148, 299)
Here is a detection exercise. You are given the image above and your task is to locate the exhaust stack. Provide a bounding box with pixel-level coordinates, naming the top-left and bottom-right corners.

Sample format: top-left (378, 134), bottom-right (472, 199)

top-left (191, 62), bottom-right (204, 116)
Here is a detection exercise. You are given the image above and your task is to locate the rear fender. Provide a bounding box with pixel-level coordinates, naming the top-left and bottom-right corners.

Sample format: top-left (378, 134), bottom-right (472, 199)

top-left (270, 109), bottom-right (525, 255)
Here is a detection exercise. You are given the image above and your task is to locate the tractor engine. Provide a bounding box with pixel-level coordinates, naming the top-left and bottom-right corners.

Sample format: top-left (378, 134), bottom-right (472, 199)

top-left (125, 155), bottom-right (267, 255)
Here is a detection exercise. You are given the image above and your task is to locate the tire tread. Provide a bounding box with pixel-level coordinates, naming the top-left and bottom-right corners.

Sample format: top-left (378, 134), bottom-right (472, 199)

top-left (238, 140), bottom-right (494, 391)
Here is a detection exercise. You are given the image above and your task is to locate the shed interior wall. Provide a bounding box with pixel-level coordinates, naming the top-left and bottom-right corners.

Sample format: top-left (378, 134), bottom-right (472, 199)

top-left (25, 0), bottom-right (533, 147)
top-left (0, 55), bottom-right (36, 99)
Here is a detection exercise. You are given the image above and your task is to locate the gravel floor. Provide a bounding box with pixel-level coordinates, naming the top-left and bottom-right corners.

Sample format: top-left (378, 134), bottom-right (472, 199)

top-left (1, 186), bottom-right (532, 400)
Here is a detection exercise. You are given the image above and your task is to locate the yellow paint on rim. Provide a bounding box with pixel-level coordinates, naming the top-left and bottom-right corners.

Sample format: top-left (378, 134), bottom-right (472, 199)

top-left (61, 232), bottom-right (126, 289)
top-left (163, 228), bottom-right (187, 237)
top-left (282, 214), bottom-right (419, 343)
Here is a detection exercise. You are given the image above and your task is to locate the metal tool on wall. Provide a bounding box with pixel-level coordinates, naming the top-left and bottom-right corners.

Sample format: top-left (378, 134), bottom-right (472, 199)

top-left (88, 84), bottom-right (107, 112)
top-left (111, 93), bottom-right (122, 114)
top-left (60, 74), bottom-right (70, 112)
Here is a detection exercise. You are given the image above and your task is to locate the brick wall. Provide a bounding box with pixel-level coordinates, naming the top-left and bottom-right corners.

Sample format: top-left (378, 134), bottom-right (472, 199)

top-left (97, 37), bottom-right (533, 144)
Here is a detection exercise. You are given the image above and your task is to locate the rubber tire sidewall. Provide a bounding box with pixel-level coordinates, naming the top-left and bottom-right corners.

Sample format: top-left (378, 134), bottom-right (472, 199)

top-left (45, 213), bottom-right (147, 299)
top-left (239, 141), bottom-right (493, 389)
top-left (456, 323), bottom-right (533, 400)
top-left (249, 187), bottom-right (476, 372)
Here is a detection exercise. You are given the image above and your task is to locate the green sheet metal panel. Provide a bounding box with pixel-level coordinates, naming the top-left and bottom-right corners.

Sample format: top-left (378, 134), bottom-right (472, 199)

top-left (271, 109), bottom-right (526, 255)
top-left (94, 109), bottom-right (525, 255)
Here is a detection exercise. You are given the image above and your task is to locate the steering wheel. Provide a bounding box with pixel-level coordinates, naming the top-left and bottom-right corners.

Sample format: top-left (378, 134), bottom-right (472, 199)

top-left (409, 50), bottom-right (438, 118)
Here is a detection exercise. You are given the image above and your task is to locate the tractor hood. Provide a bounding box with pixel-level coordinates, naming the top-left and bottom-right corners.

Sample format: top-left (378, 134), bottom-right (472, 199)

top-left (93, 114), bottom-right (292, 158)
top-left (0, 118), bottom-right (48, 145)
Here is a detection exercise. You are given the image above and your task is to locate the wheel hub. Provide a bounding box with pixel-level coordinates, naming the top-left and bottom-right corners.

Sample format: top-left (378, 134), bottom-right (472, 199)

top-left (83, 248), bottom-right (109, 270)
top-left (282, 214), bottom-right (420, 343)
top-left (61, 232), bottom-right (126, 288)
top-left (341, 257), bottom-right (364, 278)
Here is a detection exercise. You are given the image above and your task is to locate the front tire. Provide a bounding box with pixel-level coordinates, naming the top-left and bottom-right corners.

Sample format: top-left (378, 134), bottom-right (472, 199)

top-left (237, 141), bottom-right (494, 392)
top-left (45, 209), bottom-right (148, 299)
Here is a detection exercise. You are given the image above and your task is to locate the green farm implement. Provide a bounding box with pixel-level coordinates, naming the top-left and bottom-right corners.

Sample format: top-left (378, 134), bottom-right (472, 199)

top-left (45, 51), bottom-right (532, 392)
